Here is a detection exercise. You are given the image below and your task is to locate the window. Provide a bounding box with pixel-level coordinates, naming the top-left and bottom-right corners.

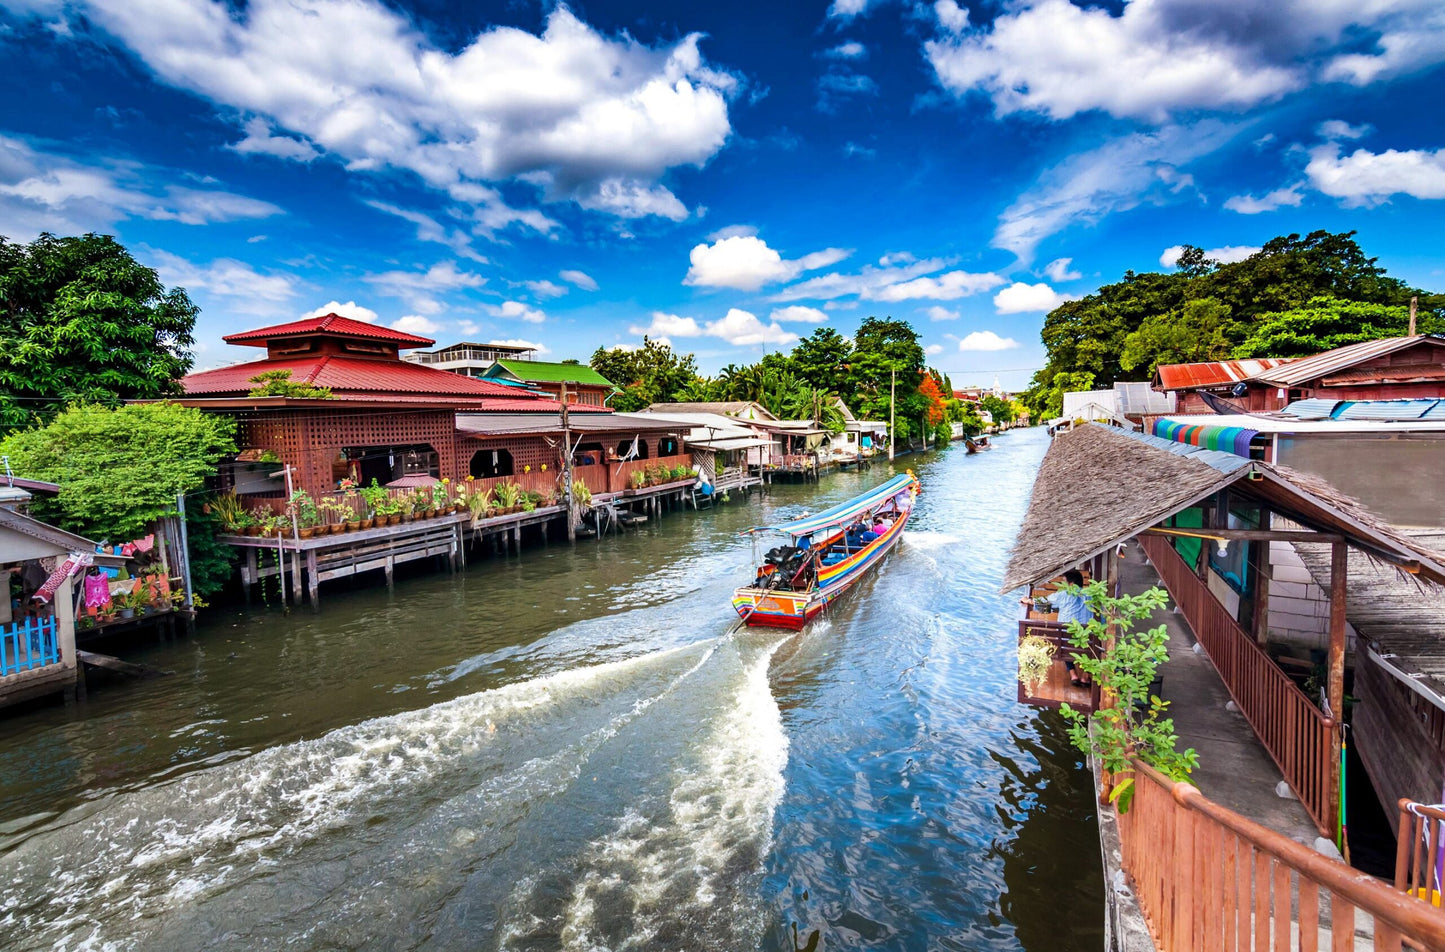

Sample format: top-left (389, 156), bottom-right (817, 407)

top-left (616, 437), bottom-right (648, 460)
top-left (658, 437), bottom-right (678, 456)
top-left (574, 442), bottom-right (604, 466)
top-left (470, 448), bottom-right (514, 478)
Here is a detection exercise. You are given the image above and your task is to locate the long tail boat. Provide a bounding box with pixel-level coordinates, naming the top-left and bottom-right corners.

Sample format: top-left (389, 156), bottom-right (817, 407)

top-left (732, 472), bottom-right (921, 629)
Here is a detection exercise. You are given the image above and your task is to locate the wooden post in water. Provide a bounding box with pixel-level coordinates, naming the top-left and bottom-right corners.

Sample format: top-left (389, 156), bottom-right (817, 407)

top-left (305, 549), bottom-right (319, 607)
top-left (561, 381), bottom-right (576, 543)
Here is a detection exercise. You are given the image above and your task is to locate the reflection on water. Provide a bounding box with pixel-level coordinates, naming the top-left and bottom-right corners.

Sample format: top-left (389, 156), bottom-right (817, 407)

top-left (0, 430), bottom-right (1100, 950)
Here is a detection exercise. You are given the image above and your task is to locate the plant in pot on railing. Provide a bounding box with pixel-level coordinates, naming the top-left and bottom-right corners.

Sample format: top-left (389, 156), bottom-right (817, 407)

top-left (431, 480), bottom-right (450, 515)
top-left (212, 492), bottom-right (246, 534)
top-left (467, 488), bottom-right (493, 526)
top-left (570, 479), bottom-right (592, 511)
top-left (628, 470), bottom-right (647, 491)
top-left (288, 489), bottom-right (321, 538)
top-left (318, 495), bottom-right (349, 533)
top-left (1053, 581), bottom-right (1198, 812)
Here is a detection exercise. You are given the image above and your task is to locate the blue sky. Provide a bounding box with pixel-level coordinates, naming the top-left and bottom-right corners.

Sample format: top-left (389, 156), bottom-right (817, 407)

top-left (2, 0), bottom-right (1443, 390)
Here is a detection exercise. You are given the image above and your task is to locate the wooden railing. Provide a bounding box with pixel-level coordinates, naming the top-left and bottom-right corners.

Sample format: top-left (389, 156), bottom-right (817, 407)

top-left (1396, 800), bottom-right (1445, 907)
top-left (1139, 533), bottom-right (1337, 835)
top-left (1121, 760), bottom-right (1445, 950)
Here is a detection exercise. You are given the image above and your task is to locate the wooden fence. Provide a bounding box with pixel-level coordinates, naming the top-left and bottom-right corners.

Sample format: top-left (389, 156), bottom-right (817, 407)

top-left (1139, 533), bottom-right (1336, 835)
top-left (1120, 760), bottom-right (1445, 950)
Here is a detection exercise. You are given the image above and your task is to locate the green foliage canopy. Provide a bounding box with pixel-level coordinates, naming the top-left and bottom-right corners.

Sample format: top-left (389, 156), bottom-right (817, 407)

top-left (588, 337), bottom-right (700, 412)
top-left (246, 369), bottom-right (335, 399)
top-left (1, 402), bottom-right (236, 543)
top-left (1022, 230), bottom-right (1437, 420)
top-left (1234, 296), bottom-right (1443, 358)
top-left (0, 233), bottom-right (197, 434)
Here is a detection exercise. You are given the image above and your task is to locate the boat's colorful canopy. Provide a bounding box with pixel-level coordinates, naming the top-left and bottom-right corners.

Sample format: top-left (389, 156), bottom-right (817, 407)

top-left (743, 472), bottom-right (917, 539)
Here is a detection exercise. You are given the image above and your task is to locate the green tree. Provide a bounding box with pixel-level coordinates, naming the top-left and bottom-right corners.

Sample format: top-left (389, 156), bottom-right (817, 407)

top-left (1120, 297), bottom-right (1238, 375)
top-left (848, 317), bottom-right (927, 442)
top-left (246, 369), bottom-right (335, 399)
top-left (1023, 230), bottom-right (1433, 411)
top-left (588, 338), bottom-right (701, 412)
top-left (0, 233), bottom-right (198, 434)
top-left (1233, 296), bottom-right (1443, 358)
top-left (980, 393), bottom-right (1017, 426)
top-left (1, 402), bottom-right (237, 543)
top-left (791, 327), bottom-right (851, 393)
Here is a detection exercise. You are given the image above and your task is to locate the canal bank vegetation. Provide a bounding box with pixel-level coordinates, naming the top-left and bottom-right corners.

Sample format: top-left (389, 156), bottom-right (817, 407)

top-left (1021, 229), bottom-right (1445, 421)
top-left (592, 318), bottom-right (981, 446)
top-left (0, 402), bottom-right (239, 597)
top-left (1056, 581), bottom-right (1199, 811)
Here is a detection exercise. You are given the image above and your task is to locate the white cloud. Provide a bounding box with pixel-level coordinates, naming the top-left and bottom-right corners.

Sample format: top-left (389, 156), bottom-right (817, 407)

top-left (302, 300), bottom-right (378, 323)
top-left (994, 121), bottom-right (1238, 262)
top-left (522, 279), bottom-right (568, 298)
top-left (1223, 185), bottom-right (1304, 214)
top-left (772, 257), bottom-right (949, 302)
top-left (364, 201), bottom-right (489, 263)
top-left (228, 116), bottom-right (320, 162)
top-left (926, 305), bottom-right (959, 321)
top-left (1043, 257), bottom-right (1082, 281)
top-left (879, 251), bottom-right (915, 266)
top-left (684, 234), bottom-right (851, 291)
top-left (925, 0), bottom-right (1298, 122)
top-left (1317, 119), bottom-right (1371, 141)
top-left (935, 0), bottom-right (969, 33)
top-left (704, 308), bottom-right (797, 346)
top-left (769, 305), bottom-right (829, 323)
top-left (925, 343), bottom-right (944, 355)
top-left (364, 261), bottom-right (486, 311)
top-left (923, 0), bottom-right (1445, 123)
top-left (822, 41), bottom-right (867, 59)
top-left (1158, 244), bottom-right (1261, 267)
top-left (0, 134), bottom-right (281, 240)
top-left (630, 311), bottom-right (702, 338)
top-left (826, 0), bottom-right (873, 19)
top-left (560, 269), bottom-right (598, 291)
top-left (958, 330), bottom-right (1020, 351)
top-left (147, 250), bottom-right (298, 315)
top-left (489, 337), bottom-right (550, 355)
top-left (391, 314), bottom-right (440, 335)
top-left (869, 270), bottom-right (1005, 302)
top-left (486, 300), bottom-right (547, 323)
top-left (50, 2), bottom-right (738, 222)
top-left (993, 281), bottom-right (1072, 313)
top-left (1305, 142), bottom-right (1445, 206)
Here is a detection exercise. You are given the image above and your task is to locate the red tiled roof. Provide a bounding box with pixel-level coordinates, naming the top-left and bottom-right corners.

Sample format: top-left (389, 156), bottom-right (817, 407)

top-left (223, 314), bottom-right (434, 348)
top-left (183, 354), bottom-right (537, 400)
top-left (1154, 358), bottom-right (1295, 391)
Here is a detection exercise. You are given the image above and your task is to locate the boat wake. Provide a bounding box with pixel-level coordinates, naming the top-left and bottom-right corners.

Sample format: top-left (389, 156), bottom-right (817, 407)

top-left (0, 633), bottom-right (789, 951)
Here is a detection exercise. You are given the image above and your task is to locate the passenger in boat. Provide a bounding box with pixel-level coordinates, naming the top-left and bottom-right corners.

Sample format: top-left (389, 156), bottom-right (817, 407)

top-left (845, 523), bottom-right (867, 549)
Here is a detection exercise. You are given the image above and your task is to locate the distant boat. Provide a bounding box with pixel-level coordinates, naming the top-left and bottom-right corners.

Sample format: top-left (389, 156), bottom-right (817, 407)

top-left (732, 472), bottom-right (921, 629)
top-left (965, 436), bottom-right (992, 453)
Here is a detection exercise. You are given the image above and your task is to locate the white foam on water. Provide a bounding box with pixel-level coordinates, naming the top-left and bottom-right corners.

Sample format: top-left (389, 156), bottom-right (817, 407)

top-left (500, 636), bottom-right (790, 952)
top-left (0, 640), bottom-right (720, 951)
top-left (902, 530), bottom-right (965, 552)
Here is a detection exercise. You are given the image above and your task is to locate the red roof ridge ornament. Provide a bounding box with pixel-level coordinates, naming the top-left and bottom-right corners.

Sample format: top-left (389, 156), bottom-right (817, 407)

top-left (222, 313), bottom-right (435, 348)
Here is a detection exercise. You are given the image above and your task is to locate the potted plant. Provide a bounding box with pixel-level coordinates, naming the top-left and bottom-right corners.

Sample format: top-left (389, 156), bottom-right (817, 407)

top-left (212, 492), bottom-right (246, 533)
top-left (571, 479), bottom-right (592, 510)
top-left (115, 589), bottom-right (137, 619)
top-left (467, 488), bottom-right (492, 525)
top-left (628, 470), bottom-right (646, 491)
top-left (493, 481), bottom-right (521, 513)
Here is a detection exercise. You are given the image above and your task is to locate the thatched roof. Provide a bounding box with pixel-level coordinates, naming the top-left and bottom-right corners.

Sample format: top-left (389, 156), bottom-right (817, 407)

top-left (1002, 424), bottom-right (1445, 592)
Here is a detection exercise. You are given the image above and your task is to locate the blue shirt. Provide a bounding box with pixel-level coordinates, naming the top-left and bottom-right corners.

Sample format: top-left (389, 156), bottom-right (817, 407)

top-left (1053, 590), bottom-right (1094, 627)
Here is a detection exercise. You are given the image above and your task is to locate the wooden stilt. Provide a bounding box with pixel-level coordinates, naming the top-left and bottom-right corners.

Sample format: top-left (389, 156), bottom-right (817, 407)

top-left (384, 554), bottom-right (395, 589)
top-left (1327, 540), bottom-right (1348, 844)
top-left (305, 549), bottom-right (320, 607)
top-left (244, 547), bottom-right (257, 603)
top-left (289, 550), bottom-right (303, 605)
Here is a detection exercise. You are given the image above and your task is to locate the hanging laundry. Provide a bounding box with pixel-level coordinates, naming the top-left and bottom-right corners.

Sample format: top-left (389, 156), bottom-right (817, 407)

top-left (32, 552), bottom-right (93, 605)
top-left (132, 534), bottom-right (155, 553)
top-left (84, 572), bottom-right (112, 610)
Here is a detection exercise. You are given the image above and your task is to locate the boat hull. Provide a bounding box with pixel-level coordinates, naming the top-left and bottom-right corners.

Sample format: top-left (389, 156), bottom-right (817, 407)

top-left (732, 509), bottom-right (912, 629)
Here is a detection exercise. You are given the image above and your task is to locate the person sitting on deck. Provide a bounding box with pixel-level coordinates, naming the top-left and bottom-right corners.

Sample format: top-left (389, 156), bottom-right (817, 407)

top-left (845, 523), bottom-right (866, 549)
top-left (1021, 569), bottom-right (1094, 687)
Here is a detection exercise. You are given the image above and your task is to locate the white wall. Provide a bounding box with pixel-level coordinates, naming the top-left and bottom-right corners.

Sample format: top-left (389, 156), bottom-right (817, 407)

top-left (1264, 541), bottom-right (1358, 653)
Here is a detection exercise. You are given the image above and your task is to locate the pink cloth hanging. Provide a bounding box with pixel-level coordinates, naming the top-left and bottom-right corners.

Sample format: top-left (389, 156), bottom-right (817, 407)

top-left (84, 573), bottom-right (112, 610)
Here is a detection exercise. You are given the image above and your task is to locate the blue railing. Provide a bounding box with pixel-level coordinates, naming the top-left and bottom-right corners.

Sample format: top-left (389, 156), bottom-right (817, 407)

top-left (1, 616), bottom-right (59, 676)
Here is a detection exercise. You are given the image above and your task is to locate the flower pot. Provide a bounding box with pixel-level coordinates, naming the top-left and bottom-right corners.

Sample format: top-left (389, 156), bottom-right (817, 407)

top-left (360, 518), bottom-right (375, 530)
top-left (118, 608), bottom-right (134, 619)
top-left (345, 520), bottom-right (361, 532)
top-left (299, 527), bottom-right (317, 539)
top-left (327, 523), bottom-right (343, 535)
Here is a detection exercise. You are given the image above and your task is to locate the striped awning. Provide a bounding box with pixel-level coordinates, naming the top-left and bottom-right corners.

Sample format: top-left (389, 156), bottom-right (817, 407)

top-left (744, 472), bottom-right (917, 538)
top-left (1152, 418), bottom-right (1259, 458)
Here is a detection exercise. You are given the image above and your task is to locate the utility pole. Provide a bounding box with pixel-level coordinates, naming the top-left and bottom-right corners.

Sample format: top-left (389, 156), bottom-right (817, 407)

top-left (175, 492), bottom-right (193, 611)
top-left (560, 381), bottom-right (576, 542)
top-left (888, 367), bottom-right (896, 461)
top-left (1409, 295), bottom-right (1418, 335)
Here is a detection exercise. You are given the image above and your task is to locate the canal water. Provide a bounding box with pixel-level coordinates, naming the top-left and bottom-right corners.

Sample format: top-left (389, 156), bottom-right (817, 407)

top-left (0, 429), bottom-right (1102, 951)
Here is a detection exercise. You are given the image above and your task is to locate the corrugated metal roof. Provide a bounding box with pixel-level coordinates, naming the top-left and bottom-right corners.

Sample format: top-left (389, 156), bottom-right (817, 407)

top-left (1117, 427), bottom-right (1253, 472)
top-left (1335, 399), bottom-right (1443, 421)
top-left (1282, 398), bottom-right (1340, 420)
top-left (1318, 366), bottom-right (1445, 385)
top-left (223, 314), bottom-right (434, 347)
top-left (1249, 335), bottom-right (1445, 387)
top-left (455, 412), bottom-right (675, 437)
top-left (1154, 358), bottom-right (1294, 391)
top-left (1159, 413), bottom-right (1445, 434)
top-left (1114, 381), bottom-right (1176, 416)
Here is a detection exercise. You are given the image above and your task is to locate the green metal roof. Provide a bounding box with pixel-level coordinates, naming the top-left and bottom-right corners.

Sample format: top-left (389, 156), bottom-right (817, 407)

top-left (485, 359), bottom-right (618, 389)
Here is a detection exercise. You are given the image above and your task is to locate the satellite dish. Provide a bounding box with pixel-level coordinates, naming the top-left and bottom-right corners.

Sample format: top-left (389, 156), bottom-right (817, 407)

top-left (1230, 382), bottom-right (1249, 398)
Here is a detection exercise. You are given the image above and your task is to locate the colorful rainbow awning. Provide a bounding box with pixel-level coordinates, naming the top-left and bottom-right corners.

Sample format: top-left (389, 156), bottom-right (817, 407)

top-left (1151, 418), bottom-right (1259, 457)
